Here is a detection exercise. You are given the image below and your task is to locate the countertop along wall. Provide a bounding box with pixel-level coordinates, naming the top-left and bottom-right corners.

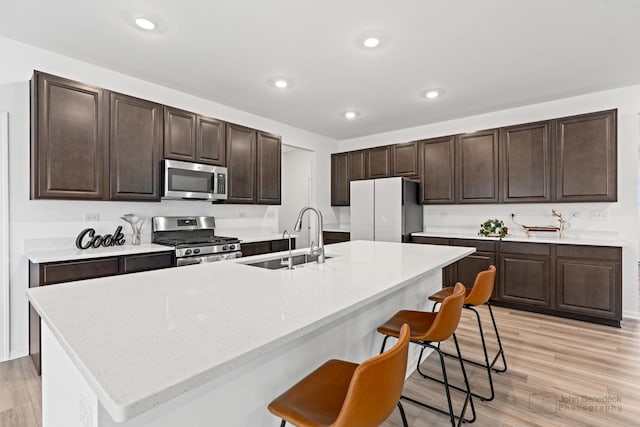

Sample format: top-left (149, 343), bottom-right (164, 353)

top-left (0, 36), bottom-right (340, 360)
top-left (338, 86), bottom-right (640, 319)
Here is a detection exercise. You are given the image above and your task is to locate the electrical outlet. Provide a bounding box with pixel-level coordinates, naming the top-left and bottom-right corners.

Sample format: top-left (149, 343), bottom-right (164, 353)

top-left (238, 211), bottom-right (246, 218)
top-left (439, 211), bottom-right (448, 216)
top-left (83, 213), bottom-right (99, 222)
top-left (589, 210), bottom-right (608, 221)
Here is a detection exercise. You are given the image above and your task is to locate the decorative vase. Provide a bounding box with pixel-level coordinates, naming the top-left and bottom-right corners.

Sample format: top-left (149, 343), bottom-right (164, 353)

top-left (121, 214), bottom-right (145, 245)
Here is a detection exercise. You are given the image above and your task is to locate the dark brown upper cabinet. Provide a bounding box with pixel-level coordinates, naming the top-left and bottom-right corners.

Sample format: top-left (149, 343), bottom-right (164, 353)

top-left (348, 150), bottom-right (367, 181)
top-left (331, 153), bottom-right (350, 206)
top-left (500, 121), bottom-right (551, 203)
top-left (31, 71), bottom-right (108, 200)
top-left (196, 115), bottom-right (226, 166)
top-left (456, 129), bottom-right (499, 203)
top-left (226, 123), bottom-right (257, 203)
top-left (392, 142), bottom-right (419, 177)
top-left (109, 93), bottom-right (163, 201)
top-left (366, 146), bottom-right (392, 179)
top-left (256, 131), bottom-right (281, 204)
top-left (419, 136), bottom-right (455, 204)
top-left (554, 110), bottom-right (617, 202)
top-left (163, 107), bottom-right (197, 162)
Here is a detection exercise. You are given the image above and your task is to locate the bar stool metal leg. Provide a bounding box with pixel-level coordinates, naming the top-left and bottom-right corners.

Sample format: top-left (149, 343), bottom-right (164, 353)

top-left (487, 302), bottom-right (507, 373)
top-left (382, 337), bottom-right (476, 426)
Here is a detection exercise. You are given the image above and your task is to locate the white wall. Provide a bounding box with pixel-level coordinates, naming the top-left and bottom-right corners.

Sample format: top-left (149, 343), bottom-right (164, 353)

top-left (0, 36), bottom-right (339, 360)
top-left (339, 86), bottom-right (640, 319)
top-left (280, 147), bottom-right (312, 247)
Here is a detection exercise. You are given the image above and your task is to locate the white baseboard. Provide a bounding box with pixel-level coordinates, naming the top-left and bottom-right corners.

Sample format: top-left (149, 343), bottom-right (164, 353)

top-left (623, 310), bottom-right (640, 320)
top-left (9, 346), bottom-right (28, 361)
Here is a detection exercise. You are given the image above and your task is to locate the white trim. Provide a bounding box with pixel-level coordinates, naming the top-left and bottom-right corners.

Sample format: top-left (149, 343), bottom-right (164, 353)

top-left (0, 112), bottom-right (9, 362)
top-left (623, 310), bottom-right (640, 320)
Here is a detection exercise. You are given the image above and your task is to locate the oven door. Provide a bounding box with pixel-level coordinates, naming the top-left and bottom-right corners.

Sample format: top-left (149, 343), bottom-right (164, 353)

top-left (163, 159), bottom-right (227, 201)
top-left (176, 251), bottom-right (242, 266)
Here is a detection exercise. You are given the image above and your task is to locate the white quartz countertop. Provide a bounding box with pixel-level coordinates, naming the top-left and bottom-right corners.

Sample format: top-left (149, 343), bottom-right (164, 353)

top-left (26, 241), bottom-right (473, 422)
top-left (24, 243), bottom-right (173, 263)
top-left (323, 224), bottom-right (351, 233)
top-left (412, 230), bottom-right (624, 247)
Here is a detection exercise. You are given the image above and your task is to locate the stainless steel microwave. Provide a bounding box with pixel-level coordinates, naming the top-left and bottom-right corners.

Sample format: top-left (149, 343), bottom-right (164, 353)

top-left (163, 160), bottom-right (228, 201)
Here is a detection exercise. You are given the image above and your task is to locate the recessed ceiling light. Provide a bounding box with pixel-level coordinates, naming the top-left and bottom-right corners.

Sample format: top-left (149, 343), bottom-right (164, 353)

top-left (274, 79), bottom-right (289, 88)
top-left (344, 111), bottom-right (359, 120)
top-left (424, 90), bottom-right (440, 99)
top-left (363, 37), bottom-right (380, 48)
top-left (422, 89), bottom-right (444, 99)
top-left (269, 77), bottom-right (293, 89)
top-left (135, 18), bottom-right (156, 30)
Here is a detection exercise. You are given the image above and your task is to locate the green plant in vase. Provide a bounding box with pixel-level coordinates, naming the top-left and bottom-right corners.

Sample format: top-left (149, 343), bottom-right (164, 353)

top-left (478, 219), bottom-right (508, 239)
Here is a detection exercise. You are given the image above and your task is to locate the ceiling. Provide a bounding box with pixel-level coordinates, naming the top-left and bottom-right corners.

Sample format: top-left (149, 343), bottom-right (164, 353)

top-left (2, 0), bottom-right (640, 140)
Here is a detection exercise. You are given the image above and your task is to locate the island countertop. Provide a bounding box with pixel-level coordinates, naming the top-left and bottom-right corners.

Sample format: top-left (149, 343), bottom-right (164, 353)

top-left (26, 240), bottom-right (474, 422)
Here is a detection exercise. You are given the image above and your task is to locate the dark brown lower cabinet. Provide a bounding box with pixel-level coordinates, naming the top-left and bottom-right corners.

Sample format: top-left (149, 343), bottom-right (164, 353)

top-left (323, 231), bottom-right (350, 245)
top-left (241, 238), bottom-right (296, 257)
top-left (29, 251), bottom-right (174, 374)
top-left (411, 236), bottom-right (621, 326)
top-left (555, 245), bottom-right (621, 323)
top-left (498, 243), bottom-right (552, 307)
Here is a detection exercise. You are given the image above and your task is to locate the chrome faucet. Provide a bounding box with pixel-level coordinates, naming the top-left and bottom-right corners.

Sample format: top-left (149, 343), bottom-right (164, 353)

top-left (280, 230), bottom-right (294, 270)
top-left (294, 207), bottom-right (325, 263)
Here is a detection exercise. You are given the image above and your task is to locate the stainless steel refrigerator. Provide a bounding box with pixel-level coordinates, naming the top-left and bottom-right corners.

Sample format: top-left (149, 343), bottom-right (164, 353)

top-left (350, 177), bottom-right (423, 242)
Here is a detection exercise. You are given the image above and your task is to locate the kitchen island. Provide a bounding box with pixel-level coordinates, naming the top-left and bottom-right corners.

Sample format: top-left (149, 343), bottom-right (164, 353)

top-left (27, 241), bottom-right (474, 427)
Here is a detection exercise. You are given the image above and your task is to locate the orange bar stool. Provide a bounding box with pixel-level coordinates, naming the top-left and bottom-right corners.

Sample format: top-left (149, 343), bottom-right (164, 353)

top-left (268, 323), bottom-right (411, 427)
top-left (429, 265), bottom-right (507, 402)
top-left (377, 283), bottom-right (475, 427)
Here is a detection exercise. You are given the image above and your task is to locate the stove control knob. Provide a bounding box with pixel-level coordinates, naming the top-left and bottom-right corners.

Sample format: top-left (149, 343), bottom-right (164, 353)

top-left (222, 245), bottom-right (229, 251)
top-left (193, 248), bottom-right (201, 254)
top-left (185, 249), bottom-right (192, 255)
top-left (229, 244), bottom-right (236, 250)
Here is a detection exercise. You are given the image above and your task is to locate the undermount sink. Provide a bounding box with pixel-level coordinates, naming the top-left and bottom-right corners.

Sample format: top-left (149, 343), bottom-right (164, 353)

top-left (243, 254), bottom-right (333, 270)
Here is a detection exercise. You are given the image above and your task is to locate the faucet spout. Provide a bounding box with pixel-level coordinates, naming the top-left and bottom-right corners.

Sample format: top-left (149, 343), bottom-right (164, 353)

top-left (294, 207), bottom-right (325, 263)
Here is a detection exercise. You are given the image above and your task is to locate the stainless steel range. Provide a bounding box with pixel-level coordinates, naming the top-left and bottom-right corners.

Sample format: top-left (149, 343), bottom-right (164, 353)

top-left (152, 216), bottom-right (241, 266)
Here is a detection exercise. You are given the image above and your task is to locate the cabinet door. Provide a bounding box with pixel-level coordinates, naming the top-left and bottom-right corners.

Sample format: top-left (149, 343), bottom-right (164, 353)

top-left (256, 131), bottom-right (281, 204)
top-left (392, 142), bottom-right (419, 177)
top-left (419, 136), bottom-right (455, 204)
top-left (271, 238), bottom-right (296, 252)
top-left (196, 115), bottom-right (226, 165)
top-left (323, 231), bottom-right (350, 244)
top-left (554, 110), bottom-right (617, 202)
top-left (555, 245), bottom-right (621, 321)
top-left (121, 252), bottom-right (174, 274)
top-left (498, 243), bottom-right (551, 307)
top-left (331, 153), bottom-right (350, 206)
top-left (226, 123), bottom-right (257, 203)
top-left (164, 107), bottom-right (197, 161)
top-left (500, 121), bottom-right (551, 203)
top-left (348, 150), bottom-right (367, 181)
top-left (31, 71), bottom-right (108, 200)
top-left (456, 130), bottom-right (499, 203)
top-left (109, 93), bottom-right (163, 201)
top-left (367, 146), bottom-right (392, 178)
top-left (241, 241), bottom-right (272, 257)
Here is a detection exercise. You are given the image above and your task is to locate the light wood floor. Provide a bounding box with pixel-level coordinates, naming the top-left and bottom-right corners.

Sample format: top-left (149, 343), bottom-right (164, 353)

top-left (1, 307), bottom-right (639, 427)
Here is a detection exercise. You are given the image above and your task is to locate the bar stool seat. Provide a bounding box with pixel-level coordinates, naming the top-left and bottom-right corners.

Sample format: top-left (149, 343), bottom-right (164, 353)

top-left (268, 324), bottom-right (411, 427)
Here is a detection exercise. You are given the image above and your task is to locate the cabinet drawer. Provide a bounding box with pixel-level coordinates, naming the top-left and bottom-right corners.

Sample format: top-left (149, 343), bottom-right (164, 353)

top-left (499, 241), bottom-right (550, 256)
top-left (451, 239), bottom-right (495, 252)
top-left (121, 252), bottom-right (174, 274)
top-left (41, 257), bottom-right (120, 285)
top-left (241, 241), bottom-right (272, 257)
top-left (271, 239), bottom-right (296, 252)
top-left (412, 236), bottom-right (450, 245)
top-left (556, 245), bottom-right (621, 261)
top-left (323, 231), bottom-right (350, 244)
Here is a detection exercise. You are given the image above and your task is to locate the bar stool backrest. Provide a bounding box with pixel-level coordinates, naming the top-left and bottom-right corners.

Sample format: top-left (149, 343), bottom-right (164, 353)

top-left (332, 324), bottom-right (410, 427)
top-left (421, 282), bottom-right (466, 343)
top-left (465, 265), bottom-right (497, 306)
